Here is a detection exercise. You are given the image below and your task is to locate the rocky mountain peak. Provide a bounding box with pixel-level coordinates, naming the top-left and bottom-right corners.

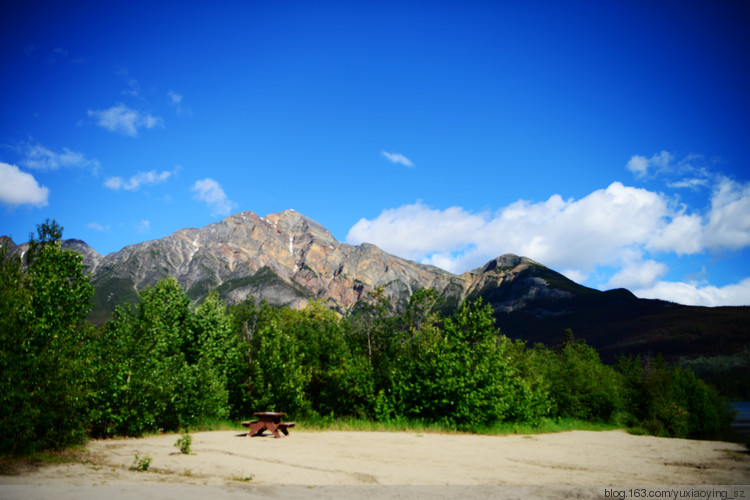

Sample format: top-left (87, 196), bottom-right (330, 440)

top-left (0, 235), bottom-right (16, 249)
top-left (467, 254), bottom-right (538, 275)
top-left (263, 210), bottom-right (338, 246)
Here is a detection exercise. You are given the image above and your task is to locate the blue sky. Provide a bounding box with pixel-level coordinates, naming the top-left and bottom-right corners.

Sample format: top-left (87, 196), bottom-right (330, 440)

top-left (1, 1), bottom-right (749, 306)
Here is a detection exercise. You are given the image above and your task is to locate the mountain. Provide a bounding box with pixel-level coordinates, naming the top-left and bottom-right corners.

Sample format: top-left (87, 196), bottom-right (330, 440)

top-left (81, 210), bottom-right (464, 318)
top-left (79, 210), bottom-right (631, 324)
top-left (3, 210), bottom-right (748, 367)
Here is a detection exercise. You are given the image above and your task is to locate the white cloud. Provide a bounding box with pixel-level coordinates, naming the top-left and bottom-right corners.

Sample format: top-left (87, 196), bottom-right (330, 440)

top-left (143, 115), bottom-right (161, 129)
top-left (346, 179), bottom-right (750, 304)
top-left (168, 90), bottom-right (182, 105)
top-left (625, 151), bottom-right (750, 252)
top-left (0, 162), bottom-right (50, 207)
top-left (633, 278), bottom-right (750, 307)
top-left (627, 151), bottom-right (717, 192)
top-left (703, 177), bottom-right (750, 250)
top-left (559, 269), bottom-right (589, 284)
top-left (21, 142), bottom-right (100, 173)
top-left (348, 182), bottom-right (683, 275)
top-left (191, 178), bottom-right (235, 216)
top-left (167, 90), bottom-right (192, 116)
top-left (87, 103), bottom-right (163, 137)
top-left (626, 151), bottom-right (674, 178)
top-left (115, 67), bottom-right (141, 98)
top-left (646, 213), bottom-right (704, 255)
top-left (348, 150), bottom-right (750, 305)
top-left (136, 220), bottom-right (151, 233)
top-left (667, 178), bottom-right (710, 190)
top-left (123, 78), bottom-right (141, 98)
top-left (605, 260), bottom-right (668, 290)
top-left (87, 222), bottom-right (111, 232)
top-left (103, 177), bottom-right (124, 190)
top-left (382, 151), bottom-right (414, 168)
top-left (626, 155), bottom-right (649, 177)
top-left (105, 169), bottom-right (174, 191)
top-left (348, 203), bottom-right (485, 263)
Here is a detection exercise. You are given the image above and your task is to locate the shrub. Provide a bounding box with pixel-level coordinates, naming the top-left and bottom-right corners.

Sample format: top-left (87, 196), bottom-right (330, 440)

top-left (245, 320), bottom-right (311, 416)
top-left (616, 355), bottom-right (733, 438)
top-left (526, 333), bottom-right (624, 423)
top-left (130, 453), bottom-right (152, 471)
top-left (174, 430), bottom-right (192, 455)
top-left (89, 279), bottom-right (234, 437)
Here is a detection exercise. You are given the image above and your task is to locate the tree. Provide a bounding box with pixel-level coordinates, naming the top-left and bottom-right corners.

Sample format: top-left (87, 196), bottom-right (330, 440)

top-left (616, 354), bottom-right (733, 438)
top-left (388, 297), bottom-right (547, 428)
top-left (526, 332), bottom-right (624, 423)
top-left (345, 286), bottom-right (393, 366)
top-left (437, 298), bottom-right (517, 427)
top-left (279, 301), bottom-right (373, 417)
top-left (0, 220), bottom-right (94, 454)
top-left (191, 291), bottom-right (249, 419)
top-left (90, 278), bottom-right (232, 436)
top-left (245, 319), bottom-right (311, 416)
top-left (402, 288), bottom-right (442, 335)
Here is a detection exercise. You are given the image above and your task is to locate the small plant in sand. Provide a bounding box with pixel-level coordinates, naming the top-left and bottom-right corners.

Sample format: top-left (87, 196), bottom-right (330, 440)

top-left (130, 453), bottom-right (152, 471)
top-left (174, 430), bottom-right (193, 455)
top-left (230, 473), bottom-right (254, 482)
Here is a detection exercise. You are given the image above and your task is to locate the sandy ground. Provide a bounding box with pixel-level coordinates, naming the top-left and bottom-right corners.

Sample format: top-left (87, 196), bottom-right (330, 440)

top-left (1, 429), bottom-right (749, 498)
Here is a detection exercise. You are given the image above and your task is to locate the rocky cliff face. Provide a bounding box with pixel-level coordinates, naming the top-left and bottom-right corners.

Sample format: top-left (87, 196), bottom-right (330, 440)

top-left (86, 210), bottom-right (471, 314)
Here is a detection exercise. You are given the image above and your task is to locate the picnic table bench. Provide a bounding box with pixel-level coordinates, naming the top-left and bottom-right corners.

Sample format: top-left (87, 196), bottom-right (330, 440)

top-left (242, 412), bottom-right (295, 438)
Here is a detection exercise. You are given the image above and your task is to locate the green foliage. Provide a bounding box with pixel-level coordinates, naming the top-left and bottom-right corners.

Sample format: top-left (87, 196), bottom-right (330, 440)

top-left (0, 220), bottom-right (94, 455)
top-left (226, 291), bottom-right (730, 439)
top-left (279, 301), bottom-right (372, 417)
top-left (678, 350), bottom-right (750, 400)
top-left (386, 298), bottom-right (545, 428)
top-left (174, 430), bottom-right (192, 454)
top-left (130, 453), bottom-right (152, 471)
top-left (245, 319), bottom-right (311, 415)
top-left (345, 286), bottom-right (395, 369)
top-left (191, 291), bottom-right (249, 418)
top-left (88, 278), bottom-right (240, 437)
top-left (616, 354), bottom-right (733, 438)
top-left (525, 331), bottom-right (624, 422)
top-left (1, 220), bottom-right (736, 455)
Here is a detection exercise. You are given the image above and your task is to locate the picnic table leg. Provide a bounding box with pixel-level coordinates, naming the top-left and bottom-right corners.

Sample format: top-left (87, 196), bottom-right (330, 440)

top-left (265, 422), bottom-right (282, 439)
top-left (247, 421), bottom-right (266, 436)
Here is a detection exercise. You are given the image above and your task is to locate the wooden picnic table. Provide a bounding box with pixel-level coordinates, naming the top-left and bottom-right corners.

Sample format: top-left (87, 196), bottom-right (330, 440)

top-left (242, 412), bottom-right (296, 438)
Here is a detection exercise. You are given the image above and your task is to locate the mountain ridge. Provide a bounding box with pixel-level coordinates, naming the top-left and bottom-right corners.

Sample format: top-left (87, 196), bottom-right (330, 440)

top-left (3, 210), bottom-right (749, 369)
top-left (2, 209), bottom-right (600, 318)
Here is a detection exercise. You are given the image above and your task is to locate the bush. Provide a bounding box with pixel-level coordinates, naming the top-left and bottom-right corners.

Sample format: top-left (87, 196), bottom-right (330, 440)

top-left (245, 319), bottom-right (311, 416)
top-left (174, 430), bottom-right (192, 454)
top-left (385, 298), bottom-right (549, 428)
top-left (130, 453), bottom-right (152, 471)
top-left (617, 355), bottom-right (733, 438)
top-left (89, 279), bottom-right (235, 436)
top-left (525, 333), bottom-right (624, 423)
